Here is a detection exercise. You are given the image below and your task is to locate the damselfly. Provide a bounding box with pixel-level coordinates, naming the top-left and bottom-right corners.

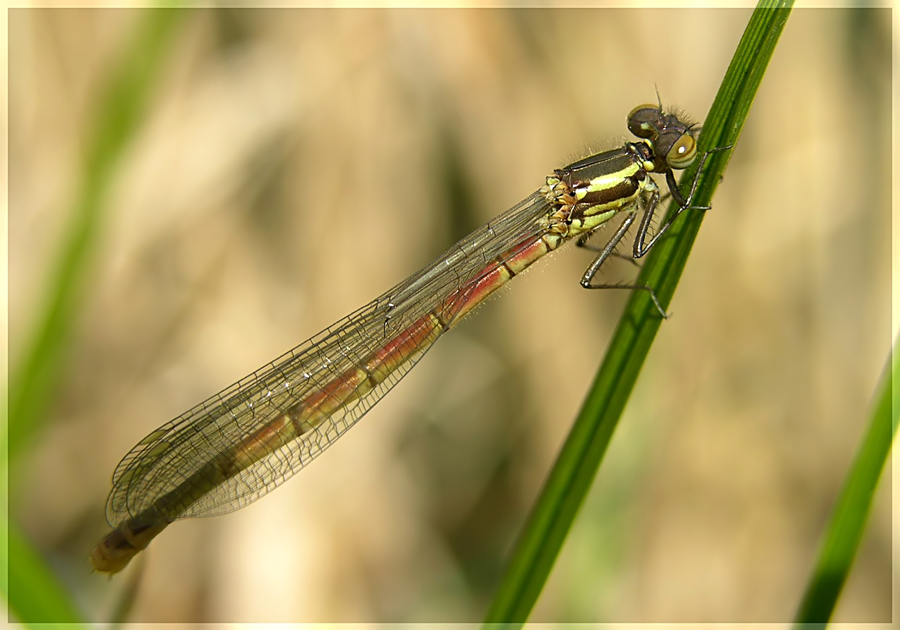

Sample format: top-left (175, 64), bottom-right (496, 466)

top-left (92, 103), bottom-right (715, 573)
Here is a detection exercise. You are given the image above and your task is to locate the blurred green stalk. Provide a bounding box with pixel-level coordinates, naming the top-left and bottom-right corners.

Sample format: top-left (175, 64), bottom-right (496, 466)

top-left (4, 9), bottom-right (185, 624)
top-left (8, 9), bottom-right (183, 457)
top-left (793, 333), bottom-right (898, 625)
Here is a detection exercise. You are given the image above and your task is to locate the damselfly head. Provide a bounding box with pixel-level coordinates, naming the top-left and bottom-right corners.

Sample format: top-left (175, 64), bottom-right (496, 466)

top-left (627, 104), bottom-right (698, 171)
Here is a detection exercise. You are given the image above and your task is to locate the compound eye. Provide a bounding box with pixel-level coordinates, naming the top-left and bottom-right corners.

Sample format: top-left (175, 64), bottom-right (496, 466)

top-left (627, 103), bottom-right (661, 139)
top-left (666, 133), bottom-right (697, 169)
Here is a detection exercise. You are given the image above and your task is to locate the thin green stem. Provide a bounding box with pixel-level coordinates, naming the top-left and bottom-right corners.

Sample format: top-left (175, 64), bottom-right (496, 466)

top-left (4, 9), bottom-right (186, 624)
top-left (793, 334), bottom-right (898, 625)
top-left (8, 9), bottom-right (184, 460)
top-left (483, 1), bottom-right (794, 624)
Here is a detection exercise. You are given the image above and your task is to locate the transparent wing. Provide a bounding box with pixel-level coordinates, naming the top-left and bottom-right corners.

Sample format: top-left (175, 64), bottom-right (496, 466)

top-left (106, 191), bottom-right (554, 527)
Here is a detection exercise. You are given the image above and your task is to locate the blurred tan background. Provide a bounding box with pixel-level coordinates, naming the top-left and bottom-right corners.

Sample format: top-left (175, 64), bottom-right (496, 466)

top-left (7, 6), bottom-right (895, 624)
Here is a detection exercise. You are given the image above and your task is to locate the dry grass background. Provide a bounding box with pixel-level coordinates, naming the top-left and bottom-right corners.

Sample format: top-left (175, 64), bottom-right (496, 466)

top-left (7, 6), bottom-right (895, 623)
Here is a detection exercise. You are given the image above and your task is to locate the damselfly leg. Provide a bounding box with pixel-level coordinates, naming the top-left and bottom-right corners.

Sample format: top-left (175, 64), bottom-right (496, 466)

top-left (575, 142), bottom-right (729, 318)
top-left (633, 145), bottom-right (731, 258)
top-left (576, 192), bottom-right (668, 318)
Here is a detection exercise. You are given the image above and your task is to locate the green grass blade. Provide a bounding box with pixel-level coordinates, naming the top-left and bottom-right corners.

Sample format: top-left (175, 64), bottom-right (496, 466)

top-left (7, 9), bottom-right (185, 460)
top-left (4, 8), bottom-right (186, 624)
top-left (7, 523), bottom-right (85, 624)
top-left (793, 334), bottom-right (899, 625)
top-left (483, 1), bottom-right (794, 624)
